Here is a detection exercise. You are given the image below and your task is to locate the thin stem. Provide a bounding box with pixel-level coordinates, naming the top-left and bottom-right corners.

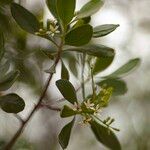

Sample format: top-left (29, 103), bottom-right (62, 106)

top-left (43, 105), bottom-right (61, 112)
top-left (81, 53), bottom-right (86, 100)
top-left (4, 38), bottom-right (64, 150)
top-left (92, 115), bottom-right (120, 132)
top-left (90, 66), bottom-right (96, 99)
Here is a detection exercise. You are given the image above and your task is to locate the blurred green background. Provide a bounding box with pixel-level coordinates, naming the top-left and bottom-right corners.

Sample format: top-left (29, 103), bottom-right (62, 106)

top-left (0, 0), bottom-right (149, 149)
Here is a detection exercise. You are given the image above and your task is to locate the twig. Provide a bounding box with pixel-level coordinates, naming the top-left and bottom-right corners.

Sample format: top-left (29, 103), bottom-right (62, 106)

top-left (43, 105), bottom-right (61, 112)
top-left (81, 53), bottom-right (86, 100)
top-left (4, 38), bottom-right (64, 150)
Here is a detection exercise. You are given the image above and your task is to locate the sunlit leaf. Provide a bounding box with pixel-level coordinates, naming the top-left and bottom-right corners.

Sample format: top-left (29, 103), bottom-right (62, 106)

top-left (56, 79), bottom-right (78, 104)
top-left (104, 58), bottom-right (141, 78)
top-left (93, 87), bottom-right (113, 107)
top-left (65, 24), bottom-right (93, 46)
top-left (63, 44), bottom-right (114, 58)
top-left (11, 3), bottom-right (40, 34)
top-left (0, 93), bottom-right (25, 113)
top-left (59, 118), bottom-right (75, 149)
top-left (90, 120), bottom-right (121, 150)
top-left (76, 0), bottom-right (104, 19)
top-left (93, 24), bottom-right (119, 38)
top-left (61, 60), bottom-right (70, 80)
top-left (97, 79), bottom-right (127, 96)
top-left (61, 105), bottom-right (77, 118)
top-left (0, 70), bottom-right (20, 91)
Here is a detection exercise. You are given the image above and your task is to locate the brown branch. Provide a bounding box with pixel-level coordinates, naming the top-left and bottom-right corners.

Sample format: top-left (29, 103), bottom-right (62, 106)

top-left (4, 39), bottom-right (64, 150)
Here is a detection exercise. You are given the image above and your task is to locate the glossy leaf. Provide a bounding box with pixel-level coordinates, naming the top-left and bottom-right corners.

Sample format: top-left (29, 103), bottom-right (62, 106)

top-left (56, 79), bottom-right (78, 104)
top-left (0, 70), bottom-right (20, 91)
top-left (61, 61), bottom-right (70, 80)
top-left (97, 79), bottom-right (127, 96)
top-left (104, 58), bottom-right (141, 78)
top-left (76, 0), bottom-right (104, 19)
top-left (93, 56), bottom-right (114, 75)
top-left (65, 24), bottom-right (93, 46)
top-left (61, 105), bottom-right (77, 118)
top-left (0, 32), bottom-right (4, 61)
top-left (63, 44), bottom-right (114, 58)
top-left (59, 118), bottom-right (75, 149)
top-left (0, 93), bottom-right (25, 113)
top-left (90, 120), bottom-right (121, 150)
top-left (93, 24), bottom-right (119, 38)
top-left (57, 0), bottom-right (76, 27)
top-left (11, 3), bottom-right (40, 34)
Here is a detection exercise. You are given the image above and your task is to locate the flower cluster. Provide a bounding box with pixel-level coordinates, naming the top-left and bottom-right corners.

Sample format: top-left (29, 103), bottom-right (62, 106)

top-left (35, 19), bottom-right (60, 37)
top-left (71, 86), bottom-right (113, 125)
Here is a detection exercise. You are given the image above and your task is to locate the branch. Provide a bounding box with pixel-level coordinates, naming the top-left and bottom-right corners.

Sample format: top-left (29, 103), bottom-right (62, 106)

top-left (4, 39), bottom-right (64, 150)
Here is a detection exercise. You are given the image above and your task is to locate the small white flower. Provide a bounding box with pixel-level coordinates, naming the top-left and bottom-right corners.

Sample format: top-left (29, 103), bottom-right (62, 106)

top-left (84, 99), bottom-right (95, 110)
top-left (73, 102), bottom-right (81, 112)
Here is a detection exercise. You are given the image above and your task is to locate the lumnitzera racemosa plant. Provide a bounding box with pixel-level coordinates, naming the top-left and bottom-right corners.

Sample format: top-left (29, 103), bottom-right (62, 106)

top-left (0, 0), bottom-right (141, 150)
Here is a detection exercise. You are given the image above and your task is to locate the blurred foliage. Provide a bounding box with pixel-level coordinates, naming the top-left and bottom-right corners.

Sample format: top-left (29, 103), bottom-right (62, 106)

top-left (0, 0), bottom-right (149, 150)
top-left (0, 139), bottom-right (35, 150)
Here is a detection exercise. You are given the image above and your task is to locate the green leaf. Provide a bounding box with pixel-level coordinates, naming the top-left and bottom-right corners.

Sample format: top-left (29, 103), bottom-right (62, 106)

top-left (61, 105), bottom-right (77, 118)
top-left (46, 0), bottom-right (58, 19)
top-left (59, 118), bottom-right (75, 149)
top-left (93, 56), bottom-right (114, 75)
top-left (104, 58), bottom-right (141, 78)
top-left (65, 24), bottom-right (93, 46)
top-left (97, 79), bottom-right (127, 96)
top-left (76, 0), bottom-right (104, 19)
top-left (63, 44), bottom-right (115, 58)
top-left (93, 87), bottom-right (113, 107)
top-left (0, 0), bottom-right (13, 5)
top-left (11, 3), bottom-right (40, 34)
top-left (61, 61), bottom-right (70, 80)
top-left (47, 0), bottom-right (75, 28)
top-left (0, 70), bottom-right (20, 91)
top-left (0, 31), bottom-right (4, 61)
top-left (73, 17), bottom-right (91, 29)
top-left (90, 120), bottom-right (121, 150)
top-left (56, 79), bottom-right (78, 104)
top-left (0, 93), bottom-right (25, 113)
top-left (57, 0), bottom-right (76, 28)
top-left (93, 24), bottom-right (119, 38)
